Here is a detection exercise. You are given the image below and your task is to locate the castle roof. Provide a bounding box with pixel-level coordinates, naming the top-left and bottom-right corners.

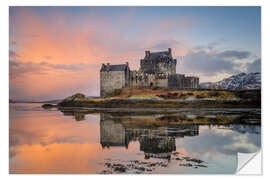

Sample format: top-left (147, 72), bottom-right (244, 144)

top-left (145, 50), bottom-right (172, 60)
top-left (100, 64), bottom-right (128, 72)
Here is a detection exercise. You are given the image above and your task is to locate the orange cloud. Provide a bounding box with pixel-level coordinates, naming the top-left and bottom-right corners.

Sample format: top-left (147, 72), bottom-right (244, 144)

top-left (9, 7), bottom-right (192, 100)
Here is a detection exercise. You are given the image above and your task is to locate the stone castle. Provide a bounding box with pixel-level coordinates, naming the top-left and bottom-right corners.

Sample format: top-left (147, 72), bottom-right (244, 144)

top-left (100, 48), bottom-right (199, 97)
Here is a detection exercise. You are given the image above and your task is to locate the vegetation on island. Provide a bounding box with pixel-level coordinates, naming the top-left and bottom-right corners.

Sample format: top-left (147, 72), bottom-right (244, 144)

top-left (55, 88), bottom-right (260, 109)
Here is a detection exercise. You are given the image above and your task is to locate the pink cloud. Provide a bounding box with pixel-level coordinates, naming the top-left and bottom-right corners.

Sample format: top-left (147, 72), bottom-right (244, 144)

top-left (9, 7), bottom-right (193, 100)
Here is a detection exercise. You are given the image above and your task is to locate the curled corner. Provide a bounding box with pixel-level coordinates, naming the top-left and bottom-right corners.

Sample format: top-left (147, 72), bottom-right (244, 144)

top-left (236, 150), bottom-right (262, 175)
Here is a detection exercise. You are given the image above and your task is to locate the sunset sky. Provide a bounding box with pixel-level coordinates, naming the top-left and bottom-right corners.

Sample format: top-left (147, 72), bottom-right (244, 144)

top-left (9, 6), bottom-right (261, 101)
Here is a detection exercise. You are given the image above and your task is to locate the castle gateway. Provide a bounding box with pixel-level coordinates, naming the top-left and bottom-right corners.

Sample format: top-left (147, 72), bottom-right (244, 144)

top-left (100, 48), bottom-right (199, 97)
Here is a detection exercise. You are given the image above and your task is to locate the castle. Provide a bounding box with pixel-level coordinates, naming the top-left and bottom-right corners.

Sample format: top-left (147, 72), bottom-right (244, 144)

top-left (100, 48), bottom-right (199, 97)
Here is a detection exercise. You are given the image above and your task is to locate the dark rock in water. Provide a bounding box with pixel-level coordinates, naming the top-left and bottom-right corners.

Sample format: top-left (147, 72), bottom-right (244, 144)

top-left (182, 157), bottom-right (204, 163)
top-left (194, 164), bottom-right (207, 168)
top-left (42, 104), bottom-right (56, 109)
top-left (179, 163), bottom-right (193, 167)
top-left (105, 162), bottom-right (111, 167)
top-left (110, 163), bottom-right (127, 173)
top-left (101, 156), bottom-right (208, 173)
top-left (134, 166), bottom-right (145, 171)
top-left (100, 170), bottom-right (112, 174)
top-left (172, 152), bottom-right (180, 156)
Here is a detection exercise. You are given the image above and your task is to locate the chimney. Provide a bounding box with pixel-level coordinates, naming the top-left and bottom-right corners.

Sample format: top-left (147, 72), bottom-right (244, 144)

top-left (168, 48), bottom-right (172, 55)
top-left (106, 63), bottom-right (110, 71)
top-left (126, 62), bottom-right (129, 67)
top-left (145, 50), bottom-right (150, 57)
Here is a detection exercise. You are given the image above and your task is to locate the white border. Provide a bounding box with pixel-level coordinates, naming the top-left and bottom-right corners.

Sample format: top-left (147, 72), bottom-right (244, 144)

top-left (2, 0), bottom-right (270, 179)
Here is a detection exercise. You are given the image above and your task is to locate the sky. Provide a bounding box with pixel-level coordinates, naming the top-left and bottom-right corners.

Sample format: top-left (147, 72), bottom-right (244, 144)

top-left (9, 6), bottom-right (261, 101)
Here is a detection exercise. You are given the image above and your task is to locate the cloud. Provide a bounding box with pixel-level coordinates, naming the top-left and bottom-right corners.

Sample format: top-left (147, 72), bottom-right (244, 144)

top-left (10, 60), bottom-right (47, 79)
top-left (246, 58), bottom-right (261, 73)
top-left (9, 7), bottom-right (194, 100)
top-left (194, 39), bottom-right (225, 51)
top-left (39, 61), bottom-right (95, 71)
top-left (10, 58), bottom-right (97, 79)
top-left (10, 40), bottom-right (18, 46)
top-left (207, 41), bottom-right (221, 50)
top-left (9, 50), bottom-right (20, 58)
top-left (151, 38), bottom-right (179, 50)
top-left (217, 50), bottom-right (251, 59)
top-left (180, 49), bottom-right (242, 76)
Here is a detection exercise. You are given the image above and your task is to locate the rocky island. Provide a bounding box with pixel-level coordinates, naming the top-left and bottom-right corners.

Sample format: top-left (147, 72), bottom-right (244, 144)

top-left (55, 88), bottom-right (260, 111)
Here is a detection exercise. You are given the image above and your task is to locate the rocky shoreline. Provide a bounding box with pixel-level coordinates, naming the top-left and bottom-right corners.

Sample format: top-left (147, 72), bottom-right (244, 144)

top-left (99, 152), bottom-right (208, 174)
top-left (57, 98), bottom-right (260, 109)
top-left (42, 89), bottom-right (260, 111)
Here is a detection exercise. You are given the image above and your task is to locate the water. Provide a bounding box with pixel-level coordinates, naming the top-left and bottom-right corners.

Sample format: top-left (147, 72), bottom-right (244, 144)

top-left (9, 103), bottom-right (261, 174)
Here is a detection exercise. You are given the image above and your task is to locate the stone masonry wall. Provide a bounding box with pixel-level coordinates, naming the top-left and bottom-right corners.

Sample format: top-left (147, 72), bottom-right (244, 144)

top-left (168, 74), bottom-right (186, 89)
top-left (100, 71), bottom-right (126, 97)
top-left (140, 58), bottom-right (176, 75)
top-left (185, 77), bottom-right (200, 89)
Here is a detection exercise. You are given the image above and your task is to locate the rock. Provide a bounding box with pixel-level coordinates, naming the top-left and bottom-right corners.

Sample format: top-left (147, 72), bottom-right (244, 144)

top-left (105, 162), bottom-right (111, 167)
top-left (111, 163), bottom-right (127, 173)
top-left (195, 164), bottom-right (207, 168)
top-left (179, 163), bottom-right (193, 167)
top-left (134, 166), bottom-right (145, 171)
top-left (100, 170), bottom-right (112, 174)
top-left (184, 96), bottom-right (197, 101)
top-left (42, 104), bottom-right (56, 109)
top-left (183, 157), bottom-right (204, 164)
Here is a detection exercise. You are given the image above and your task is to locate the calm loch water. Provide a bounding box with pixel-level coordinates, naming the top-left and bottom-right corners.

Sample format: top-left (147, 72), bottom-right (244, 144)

top-left (9, 103), bottom-right (261, 174)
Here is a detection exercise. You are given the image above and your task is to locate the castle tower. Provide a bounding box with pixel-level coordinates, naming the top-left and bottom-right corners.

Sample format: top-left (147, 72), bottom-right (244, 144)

top-left (140, 48), bottom-right (177, 75)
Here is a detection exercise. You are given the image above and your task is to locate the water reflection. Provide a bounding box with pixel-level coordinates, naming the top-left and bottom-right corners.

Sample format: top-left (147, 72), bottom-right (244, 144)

top-left (97, 111), bottom-right (260, 161)
top-left (9, 103), bottom-right (261, 174)
top-left (100, 113), bottom-right (202, 159)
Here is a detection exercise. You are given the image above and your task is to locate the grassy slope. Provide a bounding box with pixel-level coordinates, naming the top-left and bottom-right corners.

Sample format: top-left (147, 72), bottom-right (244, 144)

top-left (57, 88), bottom-right (260, 108)
top-left (113, 87), bottom-right (237, 99)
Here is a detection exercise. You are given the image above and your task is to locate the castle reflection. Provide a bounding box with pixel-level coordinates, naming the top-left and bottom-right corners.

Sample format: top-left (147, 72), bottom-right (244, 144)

top-left (58, 108), bottom-right (260, 159)
top-left (100, 113), bottom-right (199, 159)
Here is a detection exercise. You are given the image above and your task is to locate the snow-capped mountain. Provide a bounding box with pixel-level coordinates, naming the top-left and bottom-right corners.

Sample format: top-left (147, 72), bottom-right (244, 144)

top-left (200, 72), bottom-right (261, 90)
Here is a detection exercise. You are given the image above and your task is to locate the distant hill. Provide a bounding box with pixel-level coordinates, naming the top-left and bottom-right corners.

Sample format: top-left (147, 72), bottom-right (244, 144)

top-left (9, 99), bottom-right (63, 104)
top-left (200, 72), bottom-right (261, 90)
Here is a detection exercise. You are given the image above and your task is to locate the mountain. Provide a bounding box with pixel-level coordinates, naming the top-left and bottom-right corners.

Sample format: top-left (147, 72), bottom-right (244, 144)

top-left (200, 72), bottom-right (261, 90)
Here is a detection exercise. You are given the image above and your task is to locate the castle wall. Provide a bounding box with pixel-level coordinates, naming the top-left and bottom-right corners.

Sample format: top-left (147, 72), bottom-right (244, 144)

top-left (100, 71), bottom-right (127, 97)
top-left (140, 58), bottom-right (176, 75)
top-left (155, 78), bottom-right (168, 88)
top-left (168, 74), bottom-right (185, 89)
top-left (130, 71), bottom-right (169, 88)
top-left (185, 77), bottom-right (200, 89)
top-left (130, 71), bottom-right (156, 87)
